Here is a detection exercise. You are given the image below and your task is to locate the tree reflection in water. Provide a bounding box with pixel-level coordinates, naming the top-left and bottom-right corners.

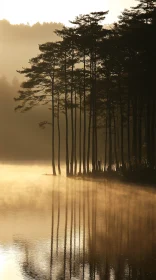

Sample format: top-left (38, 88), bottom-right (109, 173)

top-left (17, 179), bottom-right (156, 280)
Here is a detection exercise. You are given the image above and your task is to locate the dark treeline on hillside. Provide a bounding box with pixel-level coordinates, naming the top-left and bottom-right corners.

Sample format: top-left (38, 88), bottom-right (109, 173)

top-left (15, 0), bottom-right (156, 179)
top-left (0, 20), bottom-right (62, 42)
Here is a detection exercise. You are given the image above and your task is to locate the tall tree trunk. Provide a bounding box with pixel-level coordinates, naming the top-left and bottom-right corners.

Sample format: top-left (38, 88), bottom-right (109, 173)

top-left (104, 116), bottom-right (108, 172)
top-left (87, 60), bottom-right (92, 174)
top-left (91, 60), bottom-right (96, 173)
top-left (70, 46), bottom-right (74, 176)
top-left (87, 106), bottom-right (92, 174)
top-left (94, 51), bottom-right (98, 171)
top-left (108, 99), bottom-right (112, 171)
top-left (65, 51), bottom-right (69, 176)
top-left (146, 100), bottom-right (151, 167)
top-left (132, 98), bottom-right (137, 168)
top-left (74, 89), bottom-right (77, 175)
top-left (79, 86), bottom-right (82, 174)
top-left (120, 97), bottom-right (124, 170)
top-left (138, 97), bottom-right (142, 165)
top-left (57, 92), bottom-right (61, 174)
top-left (151, 100), bottom-right (155, 168)
top-left (116, 110), bottom-right (120, 164)
top-left (118, 75), bottom-right (124, 170)
top-left (52, 73), bottom-right (56, 175)
top-left (127, 97), bottom-right (131, 169)
top-left (113, 106), bottom-right (119, 170)
top-left (83, 51), bottom-right (86, 174)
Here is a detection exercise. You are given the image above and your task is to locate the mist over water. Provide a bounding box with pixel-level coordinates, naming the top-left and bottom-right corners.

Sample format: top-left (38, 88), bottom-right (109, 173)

top-left (0, 163), bottom-right (155, 279)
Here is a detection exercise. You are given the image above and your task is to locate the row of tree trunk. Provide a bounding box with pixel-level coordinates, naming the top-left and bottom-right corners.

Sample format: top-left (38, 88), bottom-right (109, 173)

top-left (15, 0), bottom-right (156, 176)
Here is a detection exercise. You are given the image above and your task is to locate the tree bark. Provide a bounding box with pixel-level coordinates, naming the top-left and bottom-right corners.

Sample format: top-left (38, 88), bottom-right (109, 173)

top-left (64, 51), bottom-right (69, 176)
top-left (70, 45), bottom-right (74, 176)
top-left (83, 51), bottom-right (86, 174)
top-left (57, 91), bottom-right (61, 174)
top-left (79, 85), bottom-right (82, 174)
top-left (52, 73), bottom-right (56, 175)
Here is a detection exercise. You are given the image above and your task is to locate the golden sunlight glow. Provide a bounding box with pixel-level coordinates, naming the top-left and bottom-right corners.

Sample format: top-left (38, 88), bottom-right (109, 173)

top-left (0, 0), bottom-right (136, 26)
top-left (0, 250), bottom-right (5, 273)
top-left (0, 248), bottom-right (23, 280)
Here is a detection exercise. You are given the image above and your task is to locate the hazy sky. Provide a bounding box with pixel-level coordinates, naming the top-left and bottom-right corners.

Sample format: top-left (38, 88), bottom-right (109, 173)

top-left (0, 0), bottom-right (136, 26)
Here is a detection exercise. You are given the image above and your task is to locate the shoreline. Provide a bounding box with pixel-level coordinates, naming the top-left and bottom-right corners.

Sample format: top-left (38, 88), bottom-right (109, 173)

top-left (43, 168), bottom-right (156, 188)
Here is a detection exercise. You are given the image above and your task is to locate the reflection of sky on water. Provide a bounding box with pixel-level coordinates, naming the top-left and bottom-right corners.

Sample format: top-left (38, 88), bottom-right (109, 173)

top-left (0, 246), bottom-right (24, 280)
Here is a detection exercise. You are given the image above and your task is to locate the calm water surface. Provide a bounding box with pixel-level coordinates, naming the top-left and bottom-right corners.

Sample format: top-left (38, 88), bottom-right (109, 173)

top-left (0, 163), bottom-right (156, 279)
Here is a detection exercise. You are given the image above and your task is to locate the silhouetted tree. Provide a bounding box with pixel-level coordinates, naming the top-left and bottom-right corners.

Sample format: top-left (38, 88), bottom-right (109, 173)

top-left (15, 0), bottom-right (156, 179)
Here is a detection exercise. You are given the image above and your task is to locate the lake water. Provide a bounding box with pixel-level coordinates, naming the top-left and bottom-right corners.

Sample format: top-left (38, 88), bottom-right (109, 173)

top-left (0, 163), bottom-right (156, 279)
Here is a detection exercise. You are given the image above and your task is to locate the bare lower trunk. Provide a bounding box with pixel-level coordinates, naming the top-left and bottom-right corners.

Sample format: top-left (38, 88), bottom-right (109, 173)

top-left (57, 92), bottom-right (61, 174)
top-left (83, 51), bottom-right (86, 174)
top-left (104, 117), bottom-right (108, 172)
top-left (70, 49), bottom-right (74, 176)
top-left (138, 98), bottom-right (142, 165)
top-left (74, 90), bottom-right (77, 175)
top-left (108, 100), bottom-right (112, 171)
top-left (151, 100), bottom-right (155, 168)
top-left (127, 97), bottom-right (131, 169)
top-left (132, 98), bottom-right (137, 168)
top-left (120, 97), bottom-right (124, 170)
top-left (87, 108), bottom-right (91, 173)
top-left (113, 107), bottom-right (119, 170)
top-left (79, 87), bottom-right (82, 174)
top-left (52, 73), bottom-right (56, 175)
top-left (65, 52), bottom-right (69, 176)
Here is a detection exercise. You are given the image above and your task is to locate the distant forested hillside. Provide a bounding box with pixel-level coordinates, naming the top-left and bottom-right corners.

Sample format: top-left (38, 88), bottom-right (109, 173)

top-left (0, 20), bottom-right (63, 81)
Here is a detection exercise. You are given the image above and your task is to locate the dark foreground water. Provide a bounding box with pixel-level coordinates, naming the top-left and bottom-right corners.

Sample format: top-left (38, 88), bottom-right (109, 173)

top-left (0, 164), bottom-right (156, 280)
